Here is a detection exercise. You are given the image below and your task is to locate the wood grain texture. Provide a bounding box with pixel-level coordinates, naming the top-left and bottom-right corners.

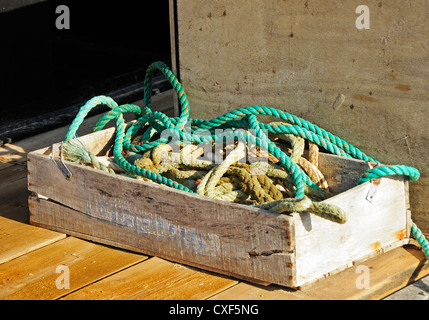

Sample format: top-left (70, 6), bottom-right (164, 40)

top-left (317, 152), bottom-right (370, 194)
top-left (0, 216), bottom-right (65, 265)
top-left (176, 0), bottom-right (429, 236)
top-left (0, 236), bottom-right (146, 300)
top-left (62, 257), bottom-right (238, 300)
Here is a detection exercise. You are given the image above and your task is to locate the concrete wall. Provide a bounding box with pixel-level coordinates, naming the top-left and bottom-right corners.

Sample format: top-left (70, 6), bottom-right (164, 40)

top-left (174, 0), bottom-right (429, 235)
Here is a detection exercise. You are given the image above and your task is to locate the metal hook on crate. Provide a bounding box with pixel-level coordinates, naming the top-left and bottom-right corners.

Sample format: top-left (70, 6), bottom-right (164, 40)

top-left (51, 142), bottom-right (73, 180)
top-left (365, 161), bottom-right (382, 203)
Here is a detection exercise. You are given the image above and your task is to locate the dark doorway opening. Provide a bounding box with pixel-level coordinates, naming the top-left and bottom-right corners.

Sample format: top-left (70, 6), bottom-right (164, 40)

top-left (0, 0), bottom-right (171, 142)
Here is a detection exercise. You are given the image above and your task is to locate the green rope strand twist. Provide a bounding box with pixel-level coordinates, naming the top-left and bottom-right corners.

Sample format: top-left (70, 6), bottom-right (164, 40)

top-left (411, 219), bottom-right (429, 261)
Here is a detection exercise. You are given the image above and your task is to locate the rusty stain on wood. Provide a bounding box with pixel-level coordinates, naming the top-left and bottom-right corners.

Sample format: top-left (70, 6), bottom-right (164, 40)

top-left (395, 85), bottom-right (412, 91)
top-left (28, 200), bottom-right (36, 210)
top-left (352, 95), bottom-right (378, 102)
top-left (370, 241), bottom-right (381, 251)
top-left (394, 229), bottom-right (406, 240)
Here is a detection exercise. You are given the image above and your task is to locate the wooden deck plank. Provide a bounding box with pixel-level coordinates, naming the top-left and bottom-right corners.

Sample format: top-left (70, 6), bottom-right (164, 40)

top-left (61, 257), bottom-right (238, 300)
top-left (0, 216), bottom-right (66, 265)
top-left (0, 236), bottom-right (147, 300)
top-left (0, 162), bottom-right (31, 223)
top-left (209, 245), bottom-right (429, 300)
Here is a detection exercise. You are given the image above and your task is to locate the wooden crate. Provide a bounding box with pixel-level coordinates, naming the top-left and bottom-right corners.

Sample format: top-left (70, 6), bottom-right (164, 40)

top-left (27, 126), bottom-right (411, 288)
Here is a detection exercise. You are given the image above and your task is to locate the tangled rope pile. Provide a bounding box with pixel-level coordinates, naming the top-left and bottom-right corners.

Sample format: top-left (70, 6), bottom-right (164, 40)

top-left (63, 61), bottom-right (428, 260)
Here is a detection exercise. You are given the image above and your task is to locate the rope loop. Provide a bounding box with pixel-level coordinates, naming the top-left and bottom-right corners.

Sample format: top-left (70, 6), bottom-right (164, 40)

top-left (63, 61), bottom-right (427, 261)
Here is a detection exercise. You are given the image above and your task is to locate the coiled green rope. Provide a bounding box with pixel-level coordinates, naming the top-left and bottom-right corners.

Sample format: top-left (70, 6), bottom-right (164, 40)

top-left (64, 61), bottom-right (428, 261)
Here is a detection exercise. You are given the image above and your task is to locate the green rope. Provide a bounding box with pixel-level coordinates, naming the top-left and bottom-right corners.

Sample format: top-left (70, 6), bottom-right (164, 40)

top-left (358, 165), bottom-right (420, 184)
top-left (411, 219), bottom-right (429, 261)
top-left (64, 61), bottom-right (428, 261)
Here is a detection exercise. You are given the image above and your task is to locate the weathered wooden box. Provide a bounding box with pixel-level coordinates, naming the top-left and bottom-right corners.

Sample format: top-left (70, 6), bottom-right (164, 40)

top-left (27, 125), bottom-right (411, 288)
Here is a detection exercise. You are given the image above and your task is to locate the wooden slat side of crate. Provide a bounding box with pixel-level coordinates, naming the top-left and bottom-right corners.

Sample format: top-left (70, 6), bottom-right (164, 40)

top-left (27, 127), bottom-right (411, 288)
top-left (293, 176), bottom-right (409, 287)
top-left (295, 153), bottom-right (411, 287)
top-left (27, 129), bottom-right (296, 287)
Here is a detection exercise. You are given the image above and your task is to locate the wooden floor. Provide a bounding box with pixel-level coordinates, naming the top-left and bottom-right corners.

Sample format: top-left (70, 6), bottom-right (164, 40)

top-left (0, 90), bottom-right (428, 300)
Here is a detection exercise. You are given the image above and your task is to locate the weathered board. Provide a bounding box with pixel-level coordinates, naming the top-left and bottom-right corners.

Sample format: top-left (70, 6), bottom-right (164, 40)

top-left (210, 245), bottom-right (429, 300)
top-left (0, 236), bottom-right (146, 300)
top-left (172, 0), bottom-right (429, 237)
top-left (28, 125), bottom-right (411, 287)
top-left (0, 215), bottom-right (65, 265)
top-left (61, 257), bottom-right (238, 300)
